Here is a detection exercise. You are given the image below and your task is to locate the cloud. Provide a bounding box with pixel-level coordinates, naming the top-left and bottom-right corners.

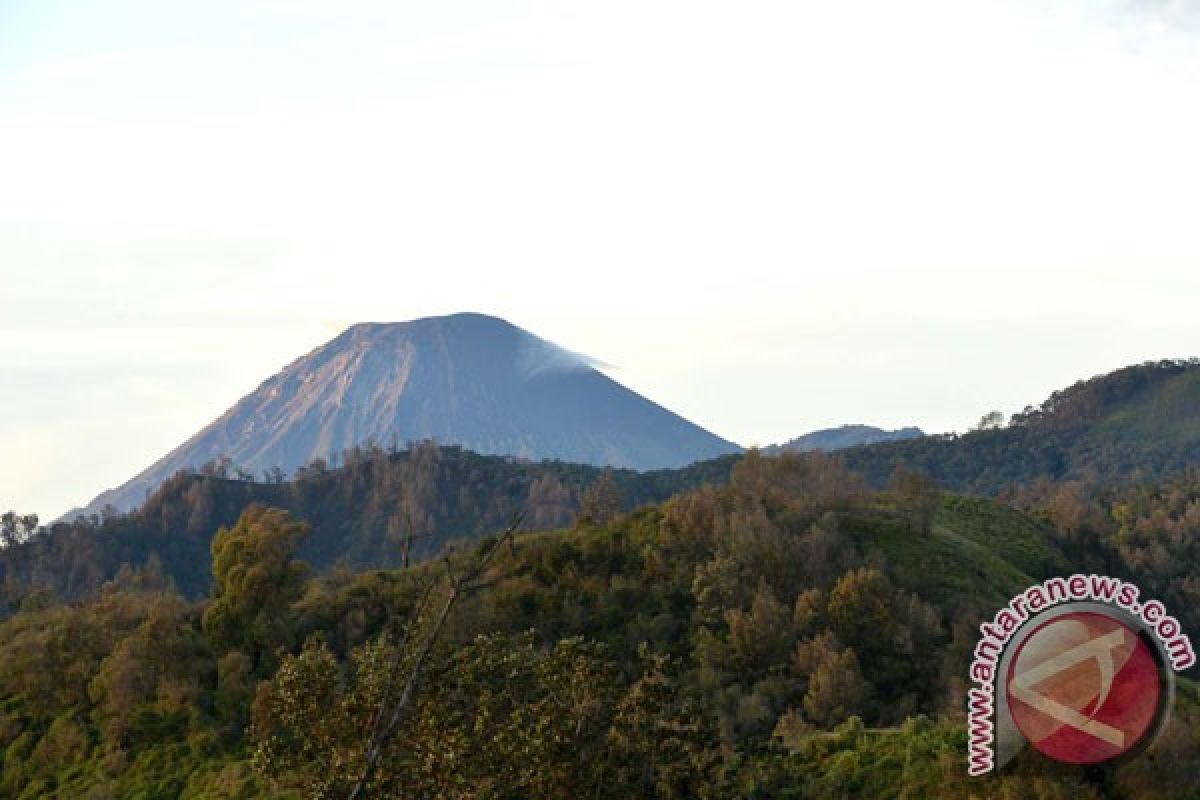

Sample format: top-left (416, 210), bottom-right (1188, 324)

top-left (1108, 0), bottom-right (1200, 32)
top-left (1049, 0), bottom-right (1200, 72)
top-left (517, 335), bottom-right (613, 379)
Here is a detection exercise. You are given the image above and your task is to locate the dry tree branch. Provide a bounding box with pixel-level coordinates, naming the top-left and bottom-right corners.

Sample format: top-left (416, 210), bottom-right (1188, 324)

top-left (347, 512), bottom-right (524, 800)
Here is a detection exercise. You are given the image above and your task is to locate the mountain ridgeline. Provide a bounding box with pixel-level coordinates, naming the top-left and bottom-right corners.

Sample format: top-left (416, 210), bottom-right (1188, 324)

top-left (838, 358), bottom-right (1200, 493)
top-left (5, 359), bottom-right (1200, 796)
top-left (16, 358), bottom-right (1200, 602)
top-left (8, 440), bottom-right (1200, 797)
top-left (766, 424), bottom-right (924, 454)
top-left (6, 444), bottom-right (739, 600)
top-left (76, 313), bottom-right (740, 517)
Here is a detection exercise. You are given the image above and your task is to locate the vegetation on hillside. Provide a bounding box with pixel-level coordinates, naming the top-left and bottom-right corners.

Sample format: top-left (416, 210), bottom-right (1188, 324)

top-left (6, 359), bottom-right (1200, 608)
top-left (841, 359), bottom-right (1200, 493)
top-left (1, 452), bottom-right (1199, 798)
top-left (0, 443), bottom-right (738, 601)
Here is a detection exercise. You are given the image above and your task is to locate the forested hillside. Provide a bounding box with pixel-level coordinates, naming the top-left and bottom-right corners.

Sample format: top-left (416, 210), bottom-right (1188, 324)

top-left (6, 360), bottom-right (1200, 798)
top-left (11, 360), bottom-right (1200, 605)
top-left (840, 359), bottom-right (1200, 493)
top-left (1, 453), bottom-right (1199, 798)
top-left (1, 444), bottom-right (738, 600)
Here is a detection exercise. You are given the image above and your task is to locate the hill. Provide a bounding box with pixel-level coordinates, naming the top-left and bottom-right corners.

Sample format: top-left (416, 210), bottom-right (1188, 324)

top-left (4, 444), bottom-right (740, 599)
top-left (7, 452), bottom-right (1200, 798)
top-left (839, 359), bottom-right (1200, 493)
top-left (74, 313), bottom-right (741, 517)
top-left (767, 424), bottom-right (924, 454)
top-left (22, 358), bottom-right (1200, 602)
top-left (7, 361), bottom-right (1200, 796)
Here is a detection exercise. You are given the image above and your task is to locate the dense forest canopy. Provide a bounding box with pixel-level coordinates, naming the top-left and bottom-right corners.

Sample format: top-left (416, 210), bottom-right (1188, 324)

top-left (0, 443), bottom-right (738, 601)
top-left (1, 450), bottom-right (1200, 797)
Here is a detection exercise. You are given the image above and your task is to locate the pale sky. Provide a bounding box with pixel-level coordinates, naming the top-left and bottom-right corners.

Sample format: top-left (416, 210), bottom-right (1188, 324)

top-left (3, 0), bottom-right (1200, 519)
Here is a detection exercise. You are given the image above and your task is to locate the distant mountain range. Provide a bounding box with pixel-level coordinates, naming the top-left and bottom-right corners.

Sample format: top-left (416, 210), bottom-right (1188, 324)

top-left (67, 312), bottom-right (1200, 524)
top-left (766, 424), bottom-right (924, 454)
top-left (28, 354), bottom-right (1200, 599)
top-left (74, 313), bottom-right (741, 517)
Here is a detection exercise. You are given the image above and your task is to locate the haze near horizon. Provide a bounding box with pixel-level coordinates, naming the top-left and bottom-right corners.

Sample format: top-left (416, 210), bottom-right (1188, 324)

top-left (4, 0), bottom-right (1200, 517)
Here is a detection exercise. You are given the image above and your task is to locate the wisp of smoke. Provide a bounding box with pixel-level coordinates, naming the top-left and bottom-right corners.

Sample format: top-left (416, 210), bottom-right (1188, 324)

top-left (517, 336), bottom-right (614, 379)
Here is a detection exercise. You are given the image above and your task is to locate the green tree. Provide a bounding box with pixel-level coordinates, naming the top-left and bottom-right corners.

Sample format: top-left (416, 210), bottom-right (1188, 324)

top-left (889, 465), bottom-right (940, 535)
top-left (253, 632), bottom-right (621, 799)
top-left (202, 506), bottom-right (310, 671)
top-left (607, 648), bottom-right (722, 799)
top-left (827, 567), bottom-right (893, 656)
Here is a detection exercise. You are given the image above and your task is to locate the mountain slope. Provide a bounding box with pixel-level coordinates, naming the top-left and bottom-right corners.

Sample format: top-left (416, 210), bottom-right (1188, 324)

top-left (20, 445), bottom-right (740, 599)
top-left (77, 313), bottom-right (741, 516)
top-left (1, 449), bottom-right (1117, 800)
top-left (839, 358), bottom-right (1200, 492)
top-left (767, 424), bottom-right (924, 454)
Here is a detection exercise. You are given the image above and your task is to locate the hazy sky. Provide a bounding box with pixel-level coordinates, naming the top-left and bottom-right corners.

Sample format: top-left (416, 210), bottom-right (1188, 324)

top-left (4, 0), bottom-right (1200, 518)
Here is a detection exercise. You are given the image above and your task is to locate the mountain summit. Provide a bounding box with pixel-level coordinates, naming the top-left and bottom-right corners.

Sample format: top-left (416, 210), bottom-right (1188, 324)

top-left (78, 313), bottom-right (741, 515)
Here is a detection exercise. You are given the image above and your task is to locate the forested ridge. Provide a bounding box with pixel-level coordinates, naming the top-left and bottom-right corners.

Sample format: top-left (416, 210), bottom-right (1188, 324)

top-left (0, 444), bottom-right (738, 601)
top-left (5, 359), bottom-right (1200, 797)
top-left (8, 358), bottom-right (1200, 604)
top-left (840, 359), bottom-right (1200, 492)
top-left (2, 451), bottom-right (1200, 797)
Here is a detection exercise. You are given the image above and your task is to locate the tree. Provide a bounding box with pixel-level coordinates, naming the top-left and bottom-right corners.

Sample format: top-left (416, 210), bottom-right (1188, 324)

top-left (251, 516), bottom-right (544, 798)
top-left (724, 580), bottom-right (795, 674)
top-left (202, 506), bottom-right (310, 671)
top-left (607, 647), bottom-right (722, 799)
top-left (255, 630), bottom-right (624, 799)
top-left (88, 592), bottom-right (206, 746)
top-left (526, 473), bottom-right (577, 530)
top-left (578, 470), bottom-right (622, 528)
top-left (827, 567), bottom-right (893, 659)
top-left (250, 634), bottom-right (363, 797)
top-left (201, 456), bottom-right (233, 478)
top-left (0, 512), bottom-right (39, 548)
top-left (386, 502), bottom-right (431, 570)
top-left (391, 441), bottom-right (442, 566)
top-left (793, 634), bottom-right (870, 728)
top-left (346, 515), bottom-right (523, 799)
top-left (732, 450), bottom-right (865, 514)
top-left (890, 464), bottom-right (940, 535)
top-left (792, 588), bottom-right (825, 637)
top-left (973, 411), bottom-right (1006, 431)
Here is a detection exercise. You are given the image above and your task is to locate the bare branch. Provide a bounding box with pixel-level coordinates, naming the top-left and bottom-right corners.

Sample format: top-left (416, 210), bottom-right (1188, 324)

top-left (359, 573), bottom-right (438, 770)
top-left (347, 513), bottom-right (524, 799)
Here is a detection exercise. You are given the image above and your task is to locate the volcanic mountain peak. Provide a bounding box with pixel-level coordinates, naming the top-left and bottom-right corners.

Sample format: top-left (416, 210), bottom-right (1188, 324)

top-left (72, 313), bottom-right (741, 517)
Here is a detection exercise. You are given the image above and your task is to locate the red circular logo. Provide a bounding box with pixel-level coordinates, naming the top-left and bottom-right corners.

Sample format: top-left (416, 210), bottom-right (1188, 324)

top-left (1006, 611), bottom-right (1164, 764)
